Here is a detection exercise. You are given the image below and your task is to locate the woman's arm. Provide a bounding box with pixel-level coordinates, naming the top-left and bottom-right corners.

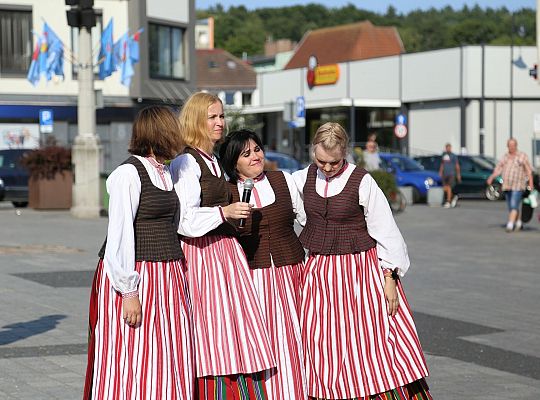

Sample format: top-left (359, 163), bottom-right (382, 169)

top-left (102, 164), bottom-right (141, 295)
top-left (359, 174), bottom-right (410, 277)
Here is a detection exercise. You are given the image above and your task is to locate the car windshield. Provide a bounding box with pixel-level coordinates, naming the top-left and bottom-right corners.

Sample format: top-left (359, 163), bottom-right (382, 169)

top-left (0, 152), bottom-right (23, 169)
top-left (470, 156), bottom-right (495, 170)
top-left (390, 156), bottom-right (423, 172)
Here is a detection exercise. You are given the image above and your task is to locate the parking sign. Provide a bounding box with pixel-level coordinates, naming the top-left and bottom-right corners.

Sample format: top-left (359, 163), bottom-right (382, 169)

top-left (39, 109), bottom-right (54, 133)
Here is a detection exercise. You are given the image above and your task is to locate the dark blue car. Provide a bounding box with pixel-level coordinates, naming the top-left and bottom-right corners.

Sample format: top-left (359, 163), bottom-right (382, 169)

top-left (379, 153), bottom-right (441, 202)
top-left (0, 149), bottom-right (30, 207)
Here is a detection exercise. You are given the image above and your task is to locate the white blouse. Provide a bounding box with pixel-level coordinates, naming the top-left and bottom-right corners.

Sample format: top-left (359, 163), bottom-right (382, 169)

top-left (292, 163), bottom-right (410, 276)
top-left (103, 155), bottom-right (174, 294)
top-left (234, 171), bottom-right (306, 226)
top-left (170, 152), bottom-right (226, 238)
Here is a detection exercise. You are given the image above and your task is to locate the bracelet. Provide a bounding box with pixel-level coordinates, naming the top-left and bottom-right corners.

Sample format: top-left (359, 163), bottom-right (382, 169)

top-left (122, 290), bottom-right (139, 299)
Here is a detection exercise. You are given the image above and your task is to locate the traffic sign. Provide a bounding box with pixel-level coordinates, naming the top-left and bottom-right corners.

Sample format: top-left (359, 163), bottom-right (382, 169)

top-left (296, 96), bottom-right (305, 118)
top-left (396, 113), bottom-right (407, 125)
top-left (39, 109), bottom-right (54, 133)
top-left (394, 124), bottom-right (408, 139)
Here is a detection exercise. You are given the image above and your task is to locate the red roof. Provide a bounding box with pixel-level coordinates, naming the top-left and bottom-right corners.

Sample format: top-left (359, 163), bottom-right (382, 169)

top-left (285, 21), bottom-right (404, 70)
top-left (197, 48), bottom-right (256, 90)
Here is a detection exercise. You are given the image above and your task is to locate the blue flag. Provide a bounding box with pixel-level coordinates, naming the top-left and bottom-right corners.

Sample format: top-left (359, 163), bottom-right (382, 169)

top-left (98, 18), bottom-right (115, 79)
top-left (27, 35), bottom-right (42, 86)
top-left (113, 31), bottom-right (134, 86)
top-left (43, 23), bottom-right (64, 81)
top-left (129, 28), bottom-right (143, 64)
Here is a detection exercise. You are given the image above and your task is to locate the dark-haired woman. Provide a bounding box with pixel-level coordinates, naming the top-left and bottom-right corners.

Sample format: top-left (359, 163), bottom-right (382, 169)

top-left (171, 93), bottom-right (275, 399)
top-left (84, 106), bottom-right (194, 399)
top-left (293, 122), bottom-right (431, 400)
top-left (219, 129), bottom-right (308, 400)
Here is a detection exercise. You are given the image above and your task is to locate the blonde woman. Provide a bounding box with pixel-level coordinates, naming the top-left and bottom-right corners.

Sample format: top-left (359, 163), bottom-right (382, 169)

top-left (170, 92), bottom-right (275, 399)
top-left (293, 122), bottom-right (431, 400)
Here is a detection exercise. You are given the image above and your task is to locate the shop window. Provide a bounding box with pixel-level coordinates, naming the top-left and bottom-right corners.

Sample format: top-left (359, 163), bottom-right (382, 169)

top-left (0, 8), bottom-right (32, 75)
top-left (149, 23), bottom-right (186, 80)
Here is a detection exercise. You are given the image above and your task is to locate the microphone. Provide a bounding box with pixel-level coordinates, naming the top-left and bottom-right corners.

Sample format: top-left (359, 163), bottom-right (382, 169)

top-left (239, 178), bottom-right (254, 228)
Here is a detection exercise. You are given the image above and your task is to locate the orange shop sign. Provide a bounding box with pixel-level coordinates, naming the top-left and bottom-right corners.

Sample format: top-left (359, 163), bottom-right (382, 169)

top-left (307, 55), bottom-right (340, 88)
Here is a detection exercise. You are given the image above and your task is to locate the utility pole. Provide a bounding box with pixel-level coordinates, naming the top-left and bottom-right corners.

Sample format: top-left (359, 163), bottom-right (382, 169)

top-left (66, 0), bottom-right (101, 218)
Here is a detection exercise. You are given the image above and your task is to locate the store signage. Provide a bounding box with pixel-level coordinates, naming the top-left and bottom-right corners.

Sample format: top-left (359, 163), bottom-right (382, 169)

top-left (307, 55), bottom-right (340, 89)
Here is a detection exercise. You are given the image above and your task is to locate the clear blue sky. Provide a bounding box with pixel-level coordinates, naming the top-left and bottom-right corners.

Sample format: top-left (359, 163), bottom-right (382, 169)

top-left (196, 0), bottom-right (536, 13)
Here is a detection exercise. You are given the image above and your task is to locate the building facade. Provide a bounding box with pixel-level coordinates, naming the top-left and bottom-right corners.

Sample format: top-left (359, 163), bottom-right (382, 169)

top-left (0, 0), bottom-right (196, 172)
top-left (246, 45), bottom-right (540, 167)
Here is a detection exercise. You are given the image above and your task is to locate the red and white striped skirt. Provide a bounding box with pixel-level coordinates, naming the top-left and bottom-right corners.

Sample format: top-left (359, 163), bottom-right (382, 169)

top-left (182, 235), bottom-right (276, 377)
top-left (84, 259), bottom-right (194, 400)
top-left (301, 248), bottom-right (429, 399)
top-left (251, 262), bottom-right (308, 400)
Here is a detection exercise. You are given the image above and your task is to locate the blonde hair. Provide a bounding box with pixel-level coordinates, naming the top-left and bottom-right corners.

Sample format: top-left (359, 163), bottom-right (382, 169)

top-left (311, 122), bottom-right (349, 157)
top-left (179, 92), bottom-right (223, 153)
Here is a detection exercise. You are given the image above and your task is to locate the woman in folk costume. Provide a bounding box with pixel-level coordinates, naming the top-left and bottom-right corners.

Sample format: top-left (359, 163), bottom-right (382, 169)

top-left (219, 129), bottom-right (308, 400)
top-left (170, 92), bottom-right (275, 399)
top-left (84, 106), bottom-right (194, 399)
top-left (292, 122), bottom-right (431, 400)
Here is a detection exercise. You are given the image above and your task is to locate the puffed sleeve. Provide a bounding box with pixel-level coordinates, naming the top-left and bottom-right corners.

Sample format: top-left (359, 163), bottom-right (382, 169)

top-left (283, 171), bottom-right (306, 226)
top-left (359, 174), bottom-right (410, 276)
top-left (170, 153), bottom-right (227, 238)
top-left (102, 164), bottom-right (141, 294)
top-left (292, 166), bottom-right (309, 199)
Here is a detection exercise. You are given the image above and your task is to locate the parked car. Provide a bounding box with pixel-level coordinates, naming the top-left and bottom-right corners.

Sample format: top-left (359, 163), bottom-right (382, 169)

top-left (414, 154), bottom-right (504, 201)
top-left (264, 151), bottom-right (303, 174)
top-left (0, 149), bottom-right (30, 207)
top-left (378, 153), bottom-right (442, 202)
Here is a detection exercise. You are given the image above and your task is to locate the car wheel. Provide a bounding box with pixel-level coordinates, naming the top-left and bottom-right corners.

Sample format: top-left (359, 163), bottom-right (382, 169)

top-left (12, 201), bottom-right (28, 208)
top-left (485, 183), bottom-right (502, 201)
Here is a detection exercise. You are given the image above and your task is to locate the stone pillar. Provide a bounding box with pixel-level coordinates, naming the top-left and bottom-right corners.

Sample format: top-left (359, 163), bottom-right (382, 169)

top-left (71, 25), bottom-right (101, 218)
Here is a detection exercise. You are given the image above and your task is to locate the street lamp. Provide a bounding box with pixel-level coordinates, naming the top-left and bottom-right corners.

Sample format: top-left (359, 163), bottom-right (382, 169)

top-left (66, 0), bottom-right (102, 218)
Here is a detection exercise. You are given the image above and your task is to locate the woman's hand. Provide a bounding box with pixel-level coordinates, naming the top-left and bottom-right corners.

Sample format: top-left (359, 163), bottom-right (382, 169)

top-left (384, 277), bottom-right (399, 317)
top-left (222, 202), bottom-right (252, 221)
top-left (123, 296), bottom-right (142, 327)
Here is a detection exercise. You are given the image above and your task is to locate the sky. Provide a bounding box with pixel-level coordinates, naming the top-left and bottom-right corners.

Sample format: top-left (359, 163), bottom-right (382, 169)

top-left (196, 0), bottom-right (536, 13)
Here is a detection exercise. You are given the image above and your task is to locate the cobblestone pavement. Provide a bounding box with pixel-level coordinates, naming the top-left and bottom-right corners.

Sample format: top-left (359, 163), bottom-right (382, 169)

top-left (0, 199), bottom-right (539, 399)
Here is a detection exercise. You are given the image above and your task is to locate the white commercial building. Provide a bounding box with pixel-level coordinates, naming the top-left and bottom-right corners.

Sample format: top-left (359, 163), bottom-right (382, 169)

top-left (246, 45), bottom-right (540, 167)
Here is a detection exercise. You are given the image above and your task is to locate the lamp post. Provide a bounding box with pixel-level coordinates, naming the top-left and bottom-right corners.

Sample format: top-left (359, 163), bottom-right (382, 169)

top-left (510, 13), bottom-right (514, 139)
top-left (66, 0), bottom-right (102, 218)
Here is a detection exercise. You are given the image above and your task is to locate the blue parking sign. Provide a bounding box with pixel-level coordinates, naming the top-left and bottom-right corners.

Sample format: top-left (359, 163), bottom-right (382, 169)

top-left (296, 96), bottom-right (305, 118)
top-left (39, 109), bottom-right (54, 133)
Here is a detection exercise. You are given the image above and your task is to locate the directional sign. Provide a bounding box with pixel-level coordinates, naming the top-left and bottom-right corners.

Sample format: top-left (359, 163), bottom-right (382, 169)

top-left (396, 113), bottom-right (407, 126)
top-left (293, 96), bottom-right (306, 128)
top-left (39, 109), bottom-right (54, 133)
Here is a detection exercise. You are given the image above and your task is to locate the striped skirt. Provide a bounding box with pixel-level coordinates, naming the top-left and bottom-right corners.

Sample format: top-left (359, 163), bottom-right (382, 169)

top-left (251, 263), bottom-right (308, 400)
top-left (84, 259), bottom-right (194, 400)
top-left (301, 248), bottom-right (429, 399)
top-left (182, 235), bottom-right (276, 377)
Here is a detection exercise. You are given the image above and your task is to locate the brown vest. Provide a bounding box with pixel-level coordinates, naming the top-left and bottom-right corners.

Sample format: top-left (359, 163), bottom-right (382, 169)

top-left (230, 171), bottom-right (305, 268)
top-left (299, 163), bottom-right (376, 255)
top-left (184, 147), bottom-right (236, 237)
top-left (99, 156), bottom-right (184, 261)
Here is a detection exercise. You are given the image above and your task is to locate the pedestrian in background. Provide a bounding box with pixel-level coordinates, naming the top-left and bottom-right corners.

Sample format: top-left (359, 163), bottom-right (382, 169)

top-left (363, 139), bottom-right (381, 171)
top-left (220, 129), bottom-right (308, 400)
top-left (84, 106), bottom-right (194, 399)
top-left (439, 143), bottom-right (461, 208)
top-left (487, 138), bottom-right (534, 232)
top-left (170, 92), bottom-right (275, 399)
top-left (293, 122), bottom-right (431, 400)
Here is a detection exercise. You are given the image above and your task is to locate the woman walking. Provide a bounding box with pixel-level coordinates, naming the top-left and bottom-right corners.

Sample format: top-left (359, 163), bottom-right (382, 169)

top-left (171, 93), bottom-right (275, 399)
top-left (84, 106), bottom-right (194, 399)
top-left (293, 122), bottom-right (431, 400)
top-left (220, 129), bottom-right (308, 400)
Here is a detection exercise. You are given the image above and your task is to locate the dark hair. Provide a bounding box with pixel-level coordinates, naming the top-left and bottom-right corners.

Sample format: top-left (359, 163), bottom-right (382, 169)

top-left (219, 129), bottom-right (264, 183)
top-left (129, 105), bottom-right (183, 160)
